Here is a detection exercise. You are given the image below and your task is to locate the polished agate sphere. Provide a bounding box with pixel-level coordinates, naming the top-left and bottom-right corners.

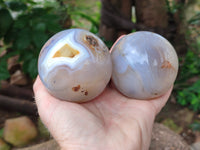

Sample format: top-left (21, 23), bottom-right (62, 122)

top-left (111, 31), bottom-right (178, 100)
top-left (38, 29), bottom-right (112, 102)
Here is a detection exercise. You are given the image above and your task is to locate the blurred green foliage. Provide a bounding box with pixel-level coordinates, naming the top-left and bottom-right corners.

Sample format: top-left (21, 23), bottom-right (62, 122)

top-left (0, 0), bottom-right (104, 80)
top-left (177, 80), bottom-right (200, 111)
top-left (177, 50), bottom-right (200, 83)
top-left (0, 0), bottom-right (67, 79)
top-left (175, 10), bottom-right (200, 111)
top-left (67, 0), bottom-right (101, 33)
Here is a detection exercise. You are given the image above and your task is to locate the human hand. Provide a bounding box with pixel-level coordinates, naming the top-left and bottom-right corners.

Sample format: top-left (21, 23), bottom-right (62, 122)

top-left (33, 76), bottom-right (172, 150)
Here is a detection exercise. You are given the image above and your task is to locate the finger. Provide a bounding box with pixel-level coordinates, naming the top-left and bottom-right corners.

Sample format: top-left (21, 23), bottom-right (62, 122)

top-left (150, 86), bottom-right (173, 115)
top-left (33, 76), bottom-right (60, 123)
top-left (110, 35), bottom-right (125, 52)
top-left (33, 75), bottom-right (41, 94)
top-left (33, 76), bottom-right (53, 107)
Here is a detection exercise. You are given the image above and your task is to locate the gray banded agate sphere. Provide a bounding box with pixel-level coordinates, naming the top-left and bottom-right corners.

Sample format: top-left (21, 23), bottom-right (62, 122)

top-left (38, 29), bottom-right (112, 102)
top-left (111, 31), bottom-right (178, 100)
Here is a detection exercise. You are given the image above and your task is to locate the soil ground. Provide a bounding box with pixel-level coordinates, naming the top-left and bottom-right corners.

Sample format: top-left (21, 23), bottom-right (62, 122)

top-left (156, 96), bottom-right (200, 145)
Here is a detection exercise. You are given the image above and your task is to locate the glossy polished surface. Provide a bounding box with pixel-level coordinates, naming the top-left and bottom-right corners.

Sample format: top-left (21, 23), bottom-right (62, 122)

top-left (38, 29), bottom-right (112, 102)
top-left (111, 31), bottom-right (178, 99)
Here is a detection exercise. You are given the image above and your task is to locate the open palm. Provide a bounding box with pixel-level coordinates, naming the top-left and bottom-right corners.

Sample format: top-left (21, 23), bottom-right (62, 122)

top-left (34, 76), bottom-right (172, 150)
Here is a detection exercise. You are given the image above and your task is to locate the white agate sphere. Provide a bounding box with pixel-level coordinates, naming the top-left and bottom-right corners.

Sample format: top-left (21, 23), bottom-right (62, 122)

top-left (111, 31), bottom-right (178, 100)
top-left (38, 29), bottom-right (112, 102)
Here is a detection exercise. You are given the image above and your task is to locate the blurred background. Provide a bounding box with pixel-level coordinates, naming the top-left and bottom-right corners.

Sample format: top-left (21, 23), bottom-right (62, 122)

top-left (0, 0), bottom-right (200, 149)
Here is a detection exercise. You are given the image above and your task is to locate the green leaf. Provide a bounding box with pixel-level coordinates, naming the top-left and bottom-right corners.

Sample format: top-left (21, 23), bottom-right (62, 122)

top-left (34, 23), bottom-right (46, 32)
top-left (13, 15), bottom-right (29, 29)
top-left (22, 58), bottom-right (38, 79)
top-left (7, 1), bottom-right (27, 11)
top-left (0, 8), bottom-right (13, 38)
top-left (14, 28), bottom-right (31, 50)
top-left (0, 59), bottom-right (10, 80)
top-left (41, 14), bottom-right (62, 32)
top-left (31, 8), bottom-right (47, 16)
top-left (20, 51), bottom-right (38, 79)
top-left (4, 27), bottom-right (18, 43)
top-left (4, 14), bottom-right (29, 43)
top-left (32, 31), bottom-right (48, 49)
top-left (177, 80), bottom-right (200, 111)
